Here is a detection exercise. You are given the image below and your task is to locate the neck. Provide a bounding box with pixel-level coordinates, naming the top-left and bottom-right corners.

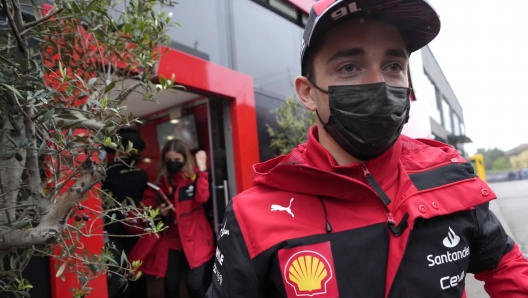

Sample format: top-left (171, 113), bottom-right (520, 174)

top-left (316, 123), bottom-right (363, 165)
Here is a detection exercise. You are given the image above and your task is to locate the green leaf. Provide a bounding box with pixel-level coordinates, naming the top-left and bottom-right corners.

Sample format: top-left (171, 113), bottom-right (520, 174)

top-left (31, 0), bottom-right (42, 19)
top-left (70, 1), bottom-right (81, 13)
top-left (40, 109), bottom-right (54, 124)
top-left (0, 152), bottom-right (15, 160)
top-left (8, 115), bottom-right (21, 134)
top-left (63, 120), bottom-right (84, 129)
top-left (1, 83), bottom-right (23, 99)
top-left (56, 114), bottom-right (79, 120)
top-left (46, 21), bottom-right (60, 28)
top-left (87, 98), bottom-right (102, 108)
top-left (120, 249), bottom-right (127, 266)
top-left (38, 140), bottom-right (46, 156)
top-left (6, 134), bottom-right (17, 146)
top-left (104, 81), bottom-right (116, 94)
top-left (58, 61), bottom-right (65, 78)
top-left (55, 262), bottom-right (67, 277)
top-left (88, 78), bottom-right (97, 86)
top-left (88, 263), bottom-right (97, 275)
top-left (19, 138), bottom-right (29, 148)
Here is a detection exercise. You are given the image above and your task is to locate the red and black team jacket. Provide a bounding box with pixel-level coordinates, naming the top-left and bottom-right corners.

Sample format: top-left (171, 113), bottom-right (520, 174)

top-left (128, 169), bottom-right (215, 277)
top-left (206, 127), bottom-right (528, 298)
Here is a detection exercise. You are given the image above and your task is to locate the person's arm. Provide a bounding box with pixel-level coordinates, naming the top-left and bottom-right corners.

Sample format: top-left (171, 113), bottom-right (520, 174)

top-left (194, 150), bottom-right (210, 204)
top-left (468, 203), bottom-right (528, 296)
top-left (193, 170), bottom-right (210, 204)
top-left (206, 201), bottom-right (264, 298)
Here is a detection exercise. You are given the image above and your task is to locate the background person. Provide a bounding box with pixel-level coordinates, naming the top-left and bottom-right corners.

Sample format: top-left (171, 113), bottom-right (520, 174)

top-left (129, 139), bottom-right (214, 298)
top-left (102, 130), bottom-right (148, 298)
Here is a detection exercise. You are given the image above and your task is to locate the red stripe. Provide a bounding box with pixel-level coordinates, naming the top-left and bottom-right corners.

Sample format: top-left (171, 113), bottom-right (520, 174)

top-left (474, 244), bottom-right (528, 296)
top-left (285, 0), bottom-right (316, 14)
top-left (313, 0), bottom-right (337, 15)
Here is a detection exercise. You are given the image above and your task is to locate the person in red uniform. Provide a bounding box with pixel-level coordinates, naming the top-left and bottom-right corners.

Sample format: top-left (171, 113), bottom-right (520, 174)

top-left (129, 139), bottom-right (214, 298)
top-left (206, 1), bottom-right (528, 297)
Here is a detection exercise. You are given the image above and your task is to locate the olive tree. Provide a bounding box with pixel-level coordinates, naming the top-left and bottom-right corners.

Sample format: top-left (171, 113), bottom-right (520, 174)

top-left (267, 96), bottom-right (316, 156)
top-left (0, 0), bottom-right (175, 296)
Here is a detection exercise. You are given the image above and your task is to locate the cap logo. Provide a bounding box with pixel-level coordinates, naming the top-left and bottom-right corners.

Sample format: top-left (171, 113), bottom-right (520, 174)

top-left (278, 242), bottom-right (339, 297)
top-left (331, 2), bottom-right (361, 20)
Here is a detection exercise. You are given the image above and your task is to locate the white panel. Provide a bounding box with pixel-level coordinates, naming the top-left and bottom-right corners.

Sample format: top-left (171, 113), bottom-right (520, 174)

top-left (117, 79), bottom-right (202, 118)
top-left (402, 51), bottom-right (433, 139)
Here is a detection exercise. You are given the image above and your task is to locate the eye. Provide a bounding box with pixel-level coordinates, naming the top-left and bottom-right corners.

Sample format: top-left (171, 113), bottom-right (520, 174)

top-left (386, 63), bottom-right (403, 72)
top-left (340, 64), bottom-right (358, 73)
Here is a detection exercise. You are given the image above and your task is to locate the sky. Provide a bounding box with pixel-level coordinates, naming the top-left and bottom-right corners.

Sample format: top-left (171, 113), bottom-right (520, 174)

top-left (425, 0), bottom-right (528, 155)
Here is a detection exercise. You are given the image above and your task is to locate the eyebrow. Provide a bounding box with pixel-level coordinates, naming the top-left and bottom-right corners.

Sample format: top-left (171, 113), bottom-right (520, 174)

top-left (326, 47), bottom-right (409, 64)
top-left (327, 47), bottom-right (366, 64)
top-left (385, 48), bottom-right (409, 58)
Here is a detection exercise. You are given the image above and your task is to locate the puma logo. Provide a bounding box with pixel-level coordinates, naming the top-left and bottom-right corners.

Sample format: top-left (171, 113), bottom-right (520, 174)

top-left (271, 198), bottom-right (295, 218)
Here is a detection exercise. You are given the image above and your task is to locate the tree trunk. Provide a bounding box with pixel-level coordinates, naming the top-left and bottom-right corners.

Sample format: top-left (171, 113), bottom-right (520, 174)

top-left (0, 159), bottom-right (104, 256)
top-left (0, 114), bottom-right (26, 226)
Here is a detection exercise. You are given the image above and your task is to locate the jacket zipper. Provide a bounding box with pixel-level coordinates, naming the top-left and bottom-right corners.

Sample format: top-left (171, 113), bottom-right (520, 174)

top-left (361, 164), bottom-right (394, 224)
top-left (362, 164), bottom-right (409, 237)
top-left (405, 157), bottom-right (460, 174)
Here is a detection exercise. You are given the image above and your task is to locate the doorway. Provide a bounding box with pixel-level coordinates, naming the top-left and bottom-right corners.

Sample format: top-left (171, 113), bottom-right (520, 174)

top-left (122, 88), bottom-right (231, 297)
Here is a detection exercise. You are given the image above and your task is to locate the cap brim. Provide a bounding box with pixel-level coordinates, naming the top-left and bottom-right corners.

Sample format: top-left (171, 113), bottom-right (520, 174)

top-left (303, 0), bottom-right (441, 65)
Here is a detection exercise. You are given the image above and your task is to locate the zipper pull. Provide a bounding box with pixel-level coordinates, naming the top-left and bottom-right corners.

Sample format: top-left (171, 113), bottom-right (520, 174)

top-left (362, 163), bottom-right (392, 206)
top-left (388, 213), bottom-right (410, 237)
top-left (362, 163), bottom-right (371, 177)
top-left (387, 212), bottom-right (395, 225)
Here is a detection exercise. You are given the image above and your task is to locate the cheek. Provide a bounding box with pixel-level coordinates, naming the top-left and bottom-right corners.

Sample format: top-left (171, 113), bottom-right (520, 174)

top-left (384, 73), bottom-right (408, 88)
top-left (315, 94), bottom-right (331, 121)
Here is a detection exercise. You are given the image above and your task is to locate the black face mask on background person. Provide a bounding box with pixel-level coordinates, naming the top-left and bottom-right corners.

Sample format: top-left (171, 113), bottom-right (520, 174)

top-left (313, 82), bottom-right (411, 161)
top-left (166, 160), bottom-right (184, 174)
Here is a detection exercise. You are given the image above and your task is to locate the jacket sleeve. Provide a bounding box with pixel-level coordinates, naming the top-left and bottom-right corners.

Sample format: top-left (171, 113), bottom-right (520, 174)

top-left (206, 201), bottom-right (264, 298)
top-left (469, 202), bottom-right (528, 296)
top-left (140, 187), bottom-right (159, 208)
top-left (194, 171), bottom-right (210, 204)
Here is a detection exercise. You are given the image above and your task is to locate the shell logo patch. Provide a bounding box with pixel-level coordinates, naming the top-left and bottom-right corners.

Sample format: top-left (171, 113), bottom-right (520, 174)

top-left (278, 242), bottom-right (338, 297)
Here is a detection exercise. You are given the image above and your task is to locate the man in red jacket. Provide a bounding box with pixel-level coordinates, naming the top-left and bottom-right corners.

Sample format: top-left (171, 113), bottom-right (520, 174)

top-left (207, 0), bottom-right (528, 297)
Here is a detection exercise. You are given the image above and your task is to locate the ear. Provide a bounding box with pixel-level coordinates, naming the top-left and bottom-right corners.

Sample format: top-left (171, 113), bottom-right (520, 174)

top-left (295, 76), bottom-right (317, 111)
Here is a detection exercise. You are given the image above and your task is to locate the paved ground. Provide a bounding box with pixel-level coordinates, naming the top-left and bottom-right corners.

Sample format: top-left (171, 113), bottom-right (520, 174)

top-left (465, 180), bottom-right (528, 297)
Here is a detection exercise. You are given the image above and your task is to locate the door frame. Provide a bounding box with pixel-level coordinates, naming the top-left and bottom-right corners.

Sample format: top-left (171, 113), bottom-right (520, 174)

top-left (157, 47), bottom-right (260, 194)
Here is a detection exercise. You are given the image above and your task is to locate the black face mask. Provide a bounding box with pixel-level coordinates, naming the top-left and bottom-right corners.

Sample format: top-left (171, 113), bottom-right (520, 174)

top-left (313, 82), bottom-right (411, 161)
top-left (166, 161), bottom-right (184, 174)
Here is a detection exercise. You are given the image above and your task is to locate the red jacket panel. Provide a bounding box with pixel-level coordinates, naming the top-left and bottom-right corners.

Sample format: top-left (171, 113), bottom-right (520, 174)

top-left (129, 169), bottom-right (215, 277)
top-left (207, 126), bottom-right (528, 298)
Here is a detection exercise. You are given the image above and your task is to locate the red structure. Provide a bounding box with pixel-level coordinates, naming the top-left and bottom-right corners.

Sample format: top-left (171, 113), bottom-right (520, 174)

top-left (45, 38), bottom-right (259, 298)
top-left (156, 48), bottom-right (259, 193)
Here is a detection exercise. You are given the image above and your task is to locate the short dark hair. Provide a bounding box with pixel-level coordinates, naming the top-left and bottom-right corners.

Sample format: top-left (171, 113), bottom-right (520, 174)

top-left (302, 38), bottom-right (325, 84)
top-left (120, 132), bottom-right (146, 152)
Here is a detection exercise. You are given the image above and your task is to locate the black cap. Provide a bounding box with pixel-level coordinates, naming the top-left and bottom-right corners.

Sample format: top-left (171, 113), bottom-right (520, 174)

top-left (301, 0), bottom-right (441, 74)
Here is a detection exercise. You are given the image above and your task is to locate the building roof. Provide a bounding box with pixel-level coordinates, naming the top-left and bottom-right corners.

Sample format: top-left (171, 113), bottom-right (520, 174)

top-left (506, 144), bottom-right (528, 156)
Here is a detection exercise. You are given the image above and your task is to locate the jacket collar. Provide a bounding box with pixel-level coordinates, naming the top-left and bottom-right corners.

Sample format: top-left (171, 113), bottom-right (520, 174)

top-left (303, 126), bottom-right (402, 187)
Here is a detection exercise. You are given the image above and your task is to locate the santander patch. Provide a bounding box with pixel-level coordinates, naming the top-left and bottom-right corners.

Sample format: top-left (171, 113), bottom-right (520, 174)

top-left (427, 247), bottom-right (470, 267)
top-left (278, 242), bottom-right (339, 297)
